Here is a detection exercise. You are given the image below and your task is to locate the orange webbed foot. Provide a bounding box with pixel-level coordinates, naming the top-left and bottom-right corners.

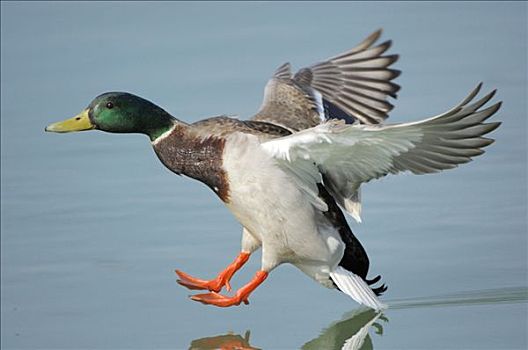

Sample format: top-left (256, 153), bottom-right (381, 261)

top-left (175, 252), bottom-right (250, 293)
top-left (175, 269), bottom-right (225, 292)
top-left (189, 270), bottom-right (268, 308)
top-left (190, 292), bottom-right (249, 307)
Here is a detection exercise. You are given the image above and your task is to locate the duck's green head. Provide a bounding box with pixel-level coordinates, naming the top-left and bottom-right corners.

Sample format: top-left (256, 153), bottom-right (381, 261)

top-left (45, 92), bottom-right (175, 141)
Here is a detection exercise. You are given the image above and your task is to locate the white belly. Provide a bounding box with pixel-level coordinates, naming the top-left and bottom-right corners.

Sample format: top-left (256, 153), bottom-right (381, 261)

top-left (222, 133), bottom-right (344, 273)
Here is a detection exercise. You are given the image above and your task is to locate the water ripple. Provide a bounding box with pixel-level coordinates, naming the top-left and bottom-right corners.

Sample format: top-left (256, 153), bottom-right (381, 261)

top-left (387, 286), bottom-right (528, 310)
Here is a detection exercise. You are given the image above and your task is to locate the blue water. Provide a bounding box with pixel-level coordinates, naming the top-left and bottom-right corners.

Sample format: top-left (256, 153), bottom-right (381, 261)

top-left (1, 2), bottom-right (526, 349)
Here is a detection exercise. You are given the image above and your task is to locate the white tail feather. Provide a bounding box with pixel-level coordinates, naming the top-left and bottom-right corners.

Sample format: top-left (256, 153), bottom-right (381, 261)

top-left (330, 266), bottom-right (387, 311)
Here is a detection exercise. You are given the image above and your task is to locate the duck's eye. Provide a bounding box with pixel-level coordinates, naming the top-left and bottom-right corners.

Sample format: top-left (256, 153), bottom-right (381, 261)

top-left (106, 102), bottom-right (114, 109)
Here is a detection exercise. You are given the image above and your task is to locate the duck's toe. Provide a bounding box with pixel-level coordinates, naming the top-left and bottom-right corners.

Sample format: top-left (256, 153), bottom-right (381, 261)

top-left (175, 269), bottom-right (223, 292)
top-left (190, 292), bottom-right (248, 307)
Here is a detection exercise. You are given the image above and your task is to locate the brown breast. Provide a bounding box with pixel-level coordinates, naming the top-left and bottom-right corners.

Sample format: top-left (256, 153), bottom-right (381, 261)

top-left (152, 124), bottom-right (230, 202)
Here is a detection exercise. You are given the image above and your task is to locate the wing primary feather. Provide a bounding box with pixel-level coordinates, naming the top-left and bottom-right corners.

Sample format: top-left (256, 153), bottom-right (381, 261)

top-left (337, 55), bottom-right (399, 69)
top-left (459, 89), bottom-right (497, 114)
top-left (429, 101), bottom-right (501, 126)
top-left (436, 83), bottom-right (483, 119)
top-left (273, 62), bottom-right (292, 79)
top-left (332, 40), bottom-right (392, 62)
top-left (329, 29), bottom-right (383, 61)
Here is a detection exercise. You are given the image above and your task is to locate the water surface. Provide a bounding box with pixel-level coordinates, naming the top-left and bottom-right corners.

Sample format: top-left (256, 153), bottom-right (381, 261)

top-left (1, 2), bottom-right (526, 349)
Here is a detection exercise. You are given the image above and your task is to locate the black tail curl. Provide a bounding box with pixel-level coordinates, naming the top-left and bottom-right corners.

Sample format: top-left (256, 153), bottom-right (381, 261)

top-left (366, 274), bottom-right (388, 296)
top-left (365, 275), bottom-right (381, 285)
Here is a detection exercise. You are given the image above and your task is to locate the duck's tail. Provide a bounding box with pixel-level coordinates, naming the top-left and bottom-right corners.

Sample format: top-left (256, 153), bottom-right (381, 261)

top-left (330, 266), bottom-right (387, 311)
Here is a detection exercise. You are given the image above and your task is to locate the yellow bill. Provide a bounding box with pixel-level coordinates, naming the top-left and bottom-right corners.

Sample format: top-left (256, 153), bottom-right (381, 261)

top-left (45, 109), bottom-right (95, 133)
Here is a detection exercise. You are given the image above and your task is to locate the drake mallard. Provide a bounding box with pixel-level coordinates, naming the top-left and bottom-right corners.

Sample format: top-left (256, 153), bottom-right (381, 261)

top-left (45, 30), bottom-right (501, 310)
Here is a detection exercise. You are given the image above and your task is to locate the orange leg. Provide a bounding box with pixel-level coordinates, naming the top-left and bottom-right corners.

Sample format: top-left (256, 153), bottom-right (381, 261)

top-left (190, 270), bottom-right (268, 307)
top-left (175, 252), bottom-right (250, 293)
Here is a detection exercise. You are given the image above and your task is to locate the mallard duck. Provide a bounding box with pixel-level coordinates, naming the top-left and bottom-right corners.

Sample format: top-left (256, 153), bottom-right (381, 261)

top-left (45, 30), bottom-right (501, 310)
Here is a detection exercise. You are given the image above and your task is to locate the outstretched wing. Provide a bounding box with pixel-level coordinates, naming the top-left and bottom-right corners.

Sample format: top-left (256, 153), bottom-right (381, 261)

top-left (252, 29), bottom-right (400, 131)
top-left (261, 84), bottom-right (501, 221)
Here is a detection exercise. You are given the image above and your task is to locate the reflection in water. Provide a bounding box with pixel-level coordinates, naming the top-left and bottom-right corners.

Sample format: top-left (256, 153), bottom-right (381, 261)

top-left (188, 287), bottom-right (527, 350)
top-left (302, 308), bottom-right (385, 350)
top-left (188, 309), bottom-right (385, 350)
top-left (189, 330), bottom-right (260, 350)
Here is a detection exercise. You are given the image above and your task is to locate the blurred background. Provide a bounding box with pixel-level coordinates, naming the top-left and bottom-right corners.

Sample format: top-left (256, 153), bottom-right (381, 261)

top-left (1, 2), bottom-right (526, 349)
